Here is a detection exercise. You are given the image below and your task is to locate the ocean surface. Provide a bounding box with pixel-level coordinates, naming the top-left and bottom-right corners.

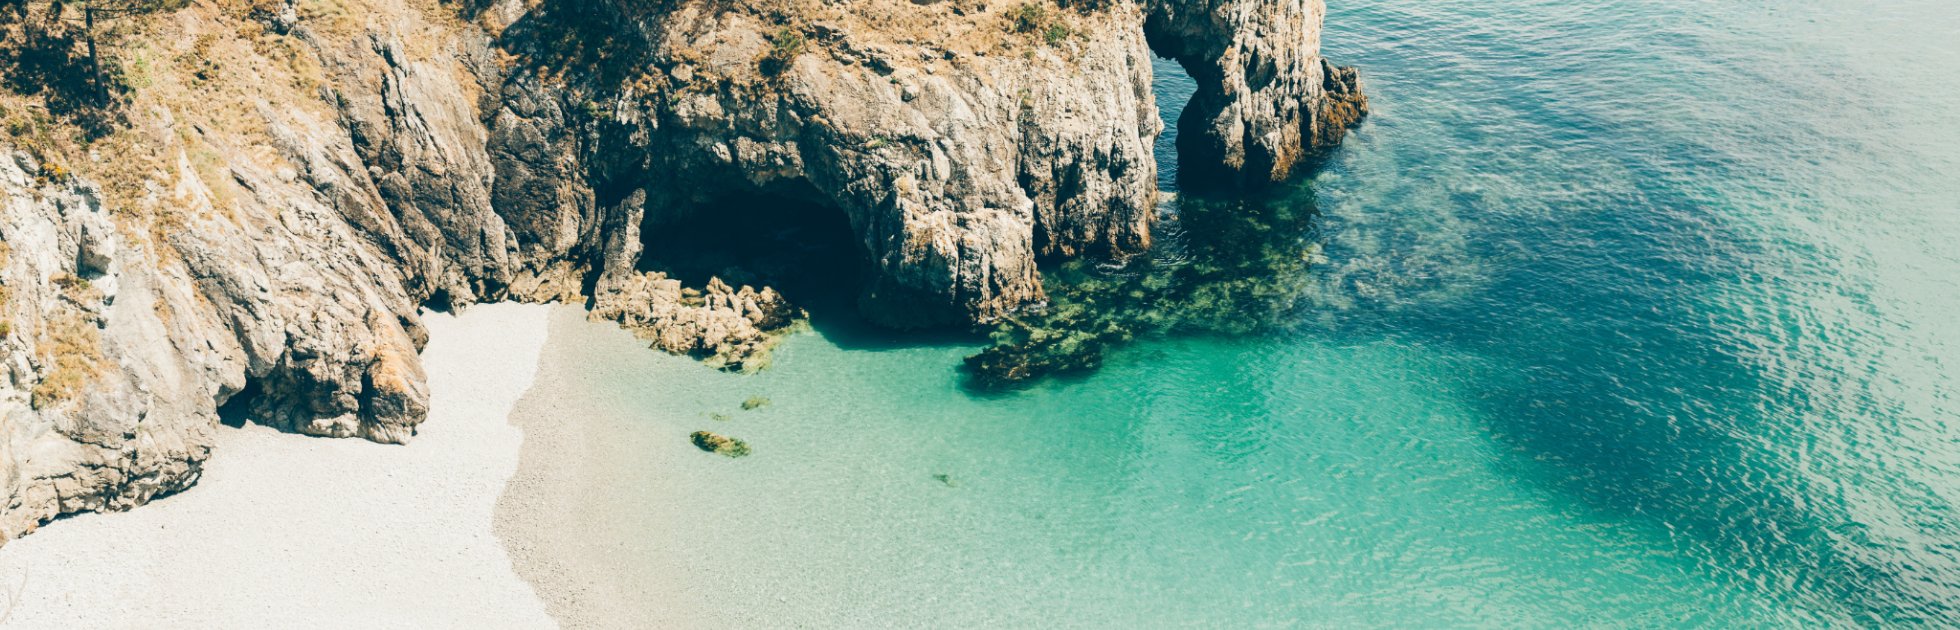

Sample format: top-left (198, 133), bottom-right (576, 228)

top-left (507, 0), bottom-right (1960, 625)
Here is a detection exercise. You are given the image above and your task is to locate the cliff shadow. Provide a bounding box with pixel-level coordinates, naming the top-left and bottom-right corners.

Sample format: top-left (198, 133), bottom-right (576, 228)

top-left (634, 188), bottom-right (982, 353)
top-left (215, 380), bottom-right (259, 429)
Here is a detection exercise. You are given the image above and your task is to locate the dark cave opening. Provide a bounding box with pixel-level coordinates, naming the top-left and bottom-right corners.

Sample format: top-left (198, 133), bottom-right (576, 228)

top-left (633, 187), bottom-right (877, 330)
top-left (422, 288), bottom-right (456, 314)
top-left (215, 380), bottom-right (260, 429)
top-left (637, 188), bottom-right (861, 300)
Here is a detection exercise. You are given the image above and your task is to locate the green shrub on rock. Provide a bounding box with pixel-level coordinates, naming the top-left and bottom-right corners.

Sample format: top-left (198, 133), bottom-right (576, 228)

top-left (758, 27), bottom-right (804, 76)
top-left (1007, 3), bottom-right (1048, 34)
top-left (1043, 22), bottom-right (1070, 46)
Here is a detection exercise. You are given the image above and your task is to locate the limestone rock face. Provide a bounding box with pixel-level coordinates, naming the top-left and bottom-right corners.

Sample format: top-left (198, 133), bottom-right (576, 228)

top-left (0, 0), bottom-right (484, 539)
top-left (1, 155), bottom-right (214, 538)
top-left (0, 0), bottom-right (1364, 542)
top-left (591, 274), bottom-right (801, 371)
top-left (492, 0), bottom-right (1164, 327)
top-left (310, 25), bottom-right (512, 304)
top-left (1146, 0), bottom-right (1369, 187)
top-left (487, 0), bottom-right (1364, 324)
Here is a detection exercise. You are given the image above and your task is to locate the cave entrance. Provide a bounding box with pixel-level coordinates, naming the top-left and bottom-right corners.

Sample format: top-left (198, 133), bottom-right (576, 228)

top-left (635, 186), bottom-right (867, 324)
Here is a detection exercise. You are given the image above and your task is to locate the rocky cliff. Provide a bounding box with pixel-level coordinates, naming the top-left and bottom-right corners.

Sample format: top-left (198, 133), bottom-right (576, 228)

top-left (1147, 0), bottom-right (1369, 188)
top-left (0, 0), bottom-right (1361, 541)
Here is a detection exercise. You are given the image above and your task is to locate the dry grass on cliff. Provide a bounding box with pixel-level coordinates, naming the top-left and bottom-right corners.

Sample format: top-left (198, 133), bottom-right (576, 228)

top-left (862, 0), bottom-right (1079, 50)
top-left (0, 94), bottom-right (86, 181)
top-left (2, 4), bottom-right (302, 220)
top-left (14, 0), bottom-right (478, 237)
top-left (30, 296), bottom-right (108, 409)
top-left (6, 0), bottom-right (480, 236)
top-left (661, 0), bottom-right (1098, 81)
top-left (1, 0), bottom-right (388, 405)
top-left (0, 242), bottom-right (12, 342)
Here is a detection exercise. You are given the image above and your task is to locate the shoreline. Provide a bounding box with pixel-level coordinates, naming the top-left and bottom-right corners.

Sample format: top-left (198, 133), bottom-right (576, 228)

top-left (493, 307), bottom-right (706, 628)
top-left (0, 303), bottom-right (557, 628)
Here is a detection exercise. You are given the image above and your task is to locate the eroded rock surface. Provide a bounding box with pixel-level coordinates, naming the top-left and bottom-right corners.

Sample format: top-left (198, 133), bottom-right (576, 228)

top-left (591, 274), bottom-right (800, 371)
top-left (1, 156), bottom-right (212, 536)
top-left (492, 0), bottom-right (1163, 327)
top-left (0, 0), bottom-right (1364, 541)
top-left (1147, 0), bottom-right (1370, 187)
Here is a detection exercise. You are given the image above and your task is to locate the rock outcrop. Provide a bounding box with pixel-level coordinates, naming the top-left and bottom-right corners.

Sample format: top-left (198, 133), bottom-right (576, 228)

top-left (0, 0), bottom-right (1362, 542)
top-left (488, 0), bottom-right (1164, 327)
top-left (965, 188), bottom-right (1324, 389)
top-left (689, 430), bottom-right (752, 458)
top-left (1146, 0), bottom-right (1369, 187)
top-left (1, 155), bottom-right (213, 532)
top-left (591, 274), bottom-right (800, 371)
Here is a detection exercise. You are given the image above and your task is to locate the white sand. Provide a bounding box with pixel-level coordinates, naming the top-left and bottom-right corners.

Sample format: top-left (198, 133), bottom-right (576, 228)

top-left (0, 303), bottom-right (558, 629)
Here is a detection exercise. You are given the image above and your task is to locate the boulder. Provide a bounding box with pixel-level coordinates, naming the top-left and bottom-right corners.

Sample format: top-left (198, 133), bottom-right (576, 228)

top-left (690, 431), bottom-right (753, 458)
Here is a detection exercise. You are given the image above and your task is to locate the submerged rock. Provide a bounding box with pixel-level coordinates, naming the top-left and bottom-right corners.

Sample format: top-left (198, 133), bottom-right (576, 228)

top-left (690, 431), bottom-right (753, 458)
top-left (740, 396), bottom-right (771, 411)
top-left (965, 190), bottom-right (1321, 389)
top-left (964, 317), bottom-right (1121, 389)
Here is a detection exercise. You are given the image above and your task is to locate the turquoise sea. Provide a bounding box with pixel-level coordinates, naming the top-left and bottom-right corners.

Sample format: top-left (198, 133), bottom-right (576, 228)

top-left (508, 0), bottom-right (1960, 625)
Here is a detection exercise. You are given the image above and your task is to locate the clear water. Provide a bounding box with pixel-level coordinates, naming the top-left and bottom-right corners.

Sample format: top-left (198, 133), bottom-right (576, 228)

top-left (507, 0), bottom-right (1960, 625)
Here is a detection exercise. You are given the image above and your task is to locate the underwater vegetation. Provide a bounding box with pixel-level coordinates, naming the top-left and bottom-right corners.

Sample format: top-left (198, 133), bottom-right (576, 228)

top-left (964, 186), bottom-right (1322, 389)
top-left (690, 430), bottom-right (753, 457)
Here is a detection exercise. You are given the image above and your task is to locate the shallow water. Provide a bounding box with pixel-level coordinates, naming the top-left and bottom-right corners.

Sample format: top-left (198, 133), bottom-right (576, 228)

top-left (507, 0), bottom-right (1960, 625)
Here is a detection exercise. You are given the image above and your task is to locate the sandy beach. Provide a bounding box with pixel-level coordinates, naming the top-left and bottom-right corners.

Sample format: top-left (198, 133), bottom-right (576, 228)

top-left (493, 307), bottom-right (706, 628)
top-left (0, 303), bottom-right (557, 629)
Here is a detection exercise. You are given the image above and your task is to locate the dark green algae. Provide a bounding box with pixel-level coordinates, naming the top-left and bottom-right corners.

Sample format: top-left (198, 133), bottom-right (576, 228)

top-left (964, 186), bottom-right (1322, 390)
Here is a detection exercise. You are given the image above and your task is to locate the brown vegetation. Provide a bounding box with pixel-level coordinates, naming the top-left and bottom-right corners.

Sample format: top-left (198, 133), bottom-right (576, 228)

top-left (31, 309), bottom-right (105, 409)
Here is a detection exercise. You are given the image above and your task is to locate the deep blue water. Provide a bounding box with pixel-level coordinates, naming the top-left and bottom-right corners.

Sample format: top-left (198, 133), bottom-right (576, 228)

top-left (1309, 1), bottom-right (1960, 623)
top-left (515, 0), bottom-right (1960, 625)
